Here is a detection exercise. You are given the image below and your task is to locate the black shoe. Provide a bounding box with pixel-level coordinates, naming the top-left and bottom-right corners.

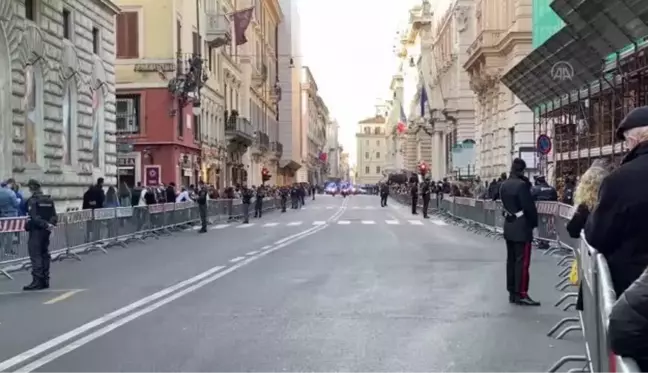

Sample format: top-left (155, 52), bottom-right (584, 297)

top-left (423, 215), bottom-right (429, 219)
top-left (23, 280), bottom-right (47, 291)
top-left (198, 229), bottom-right (207, 233)
top-left (509, 293), bottom-right (516, 304)
top-left (516, 296), bottom-right (541, 306)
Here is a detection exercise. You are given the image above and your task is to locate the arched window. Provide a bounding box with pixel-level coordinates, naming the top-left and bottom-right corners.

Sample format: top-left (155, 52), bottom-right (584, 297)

top-left (91, 89), bottom-right (105, 169)
top-left (62, 82), bottom-right (78, 165)
top-left (24, 64), bottom-right (45, 166)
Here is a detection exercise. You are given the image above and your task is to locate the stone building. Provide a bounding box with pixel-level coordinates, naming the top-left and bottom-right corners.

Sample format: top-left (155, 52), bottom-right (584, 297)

top-left (0, 0), bottom-right (119, 209)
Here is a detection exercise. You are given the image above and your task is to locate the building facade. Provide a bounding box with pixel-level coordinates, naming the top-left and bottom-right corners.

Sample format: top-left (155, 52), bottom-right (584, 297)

top-left (114, 0), bottom-right (210, 188)
top-left (300, 66), bottom-right (328, 185)
top-left (326, 119), bottom-right (342, 179)
top-left (277, 0), bottom-right (302, 185)
top-left (465, 0), bottom-right (534, 180)
top-left (339, 152), bottom-right (350, 181)
top-left (0, 0), bottom-right (119, 209)
top-left (355, 107), bottom-right (389, 185)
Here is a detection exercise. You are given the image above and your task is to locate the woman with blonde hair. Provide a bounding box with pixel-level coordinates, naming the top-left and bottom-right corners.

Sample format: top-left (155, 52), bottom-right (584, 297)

top-left (566, 158), bottom-right (612, 238)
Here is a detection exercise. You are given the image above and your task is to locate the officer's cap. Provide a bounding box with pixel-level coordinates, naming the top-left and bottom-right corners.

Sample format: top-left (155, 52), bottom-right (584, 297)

top-left (616, 106), bottom-right (648, 140)
top-left (27, 179), bottom-right (41, 188)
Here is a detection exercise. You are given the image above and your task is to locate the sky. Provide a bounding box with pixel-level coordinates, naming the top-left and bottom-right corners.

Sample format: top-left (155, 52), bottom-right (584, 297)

top-left (296, 0), bottom-right (420, 167)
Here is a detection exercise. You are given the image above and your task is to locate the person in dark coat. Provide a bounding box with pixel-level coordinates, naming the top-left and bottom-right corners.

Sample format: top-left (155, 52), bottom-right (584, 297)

top-left (165, 183), bottom-right (177, 203)
top-left (584, 106), bottom-right (648, 296)
top-left (82, 178), bottom-right (105, 210)
top-left (379, 182), bottom-right (389, 207)
top-left (499, 158), bottom-right (540, 306)
top-left (608, 266), bottom-right (648, 372)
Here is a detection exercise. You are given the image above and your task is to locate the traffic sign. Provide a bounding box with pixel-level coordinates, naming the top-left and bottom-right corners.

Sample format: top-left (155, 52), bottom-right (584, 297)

top-left (536, 134), bottom-right (552, 155)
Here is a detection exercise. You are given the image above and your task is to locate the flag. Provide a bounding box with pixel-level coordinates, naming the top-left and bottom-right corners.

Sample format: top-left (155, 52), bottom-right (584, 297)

top-left (397, 104), bottom-right (407, 134)
top-left (232, 7), bottom-right (254, 46)
top-left (420, 86), bottom-right (428, 117)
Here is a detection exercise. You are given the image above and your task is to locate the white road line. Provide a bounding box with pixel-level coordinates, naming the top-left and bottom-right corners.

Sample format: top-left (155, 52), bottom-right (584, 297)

top-left (229, 256), bottom-right (245, 263)
top-left (236, 223), bottom-right (255, 228)
top-left (312, 221), bottom-right (326, 225)
top-left (386, 220), bottom-right (399, 225)
top-left (361, 220), bottom-right (375, 225)
top-left (192, 226), bottom-right (200, 230)
top-left (0, 264), bottom-right (226, 372)
top-left (338, 220), bottom-right (351, 225)
top-left (326, 206), bottom-right (334, 209)
top-left (210, 224), bottom-right (230, 230)
top-left (260, 245), bottom-right (271, 250)
top-left (432, 219), bottom-right (448, 226)
top-left (8, 222), bottom-right (333, 373)
top-left (408, 220), bottom-right (424, 225)
top-left (245, 251), bottom-right (259, 256)
top-left (287, 221), bottom-right (302, 226)
top-left (263, 222), bottom-right (279, 227)
top-left (351, 206), bottom-right (360, 209)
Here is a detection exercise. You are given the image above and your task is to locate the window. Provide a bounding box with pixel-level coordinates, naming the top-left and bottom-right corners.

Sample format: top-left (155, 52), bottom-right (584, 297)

top-left (376, 140), bottom-right (380, 146)
top-left (193, 114), bottom-right (200, 141)
top-left (376, 152), bottom-right (380, 159)
top-left (374, 127), bottom-right (382, 135)
top-left (25, 0), bottom-right (35, 21)
top-left (365, 151), bottom-right (369, 159)
top-left (192, 31), bottom-right (201, 55)
top-left (116, 12), bottom-right (139, 58)
top-left (116, 94), bottom-right (141, 134)
top-left (178, 108), bottom-right (184, 137)
top-left (92, 27), bottom-right (100, 54)
top-left (62, 9), bottom-right (71, 39)
top-left (363, 127), bottom-right (370, 134)
top-left (176, 20), bottom-right (182, 54)
top-left (62, 83), bottom-right (77, 165)
top-left (365, 166), bottom-right (370, 174)
top-left (92, 90), bottom-right (105, 168)
top-left (24, 64), bottom-right (43, 166)
top-left (376, 166), bottom-right (381, 174)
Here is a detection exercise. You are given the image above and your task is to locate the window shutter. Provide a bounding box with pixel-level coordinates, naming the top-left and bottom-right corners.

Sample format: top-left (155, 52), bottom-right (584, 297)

top-left (116, 13), bottom-right (127, 58)
top-left (126, 12), bottom-right (138, 58)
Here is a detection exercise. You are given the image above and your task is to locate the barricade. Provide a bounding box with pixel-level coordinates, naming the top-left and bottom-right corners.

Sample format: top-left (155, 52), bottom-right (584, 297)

top-left (0, 197), bottom-right (281, 280)
top-left (388, 189), bottom-right (640, 372)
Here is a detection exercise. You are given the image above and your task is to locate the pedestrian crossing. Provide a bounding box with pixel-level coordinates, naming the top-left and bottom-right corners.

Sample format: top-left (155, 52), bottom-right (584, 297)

top-left (194, 218), bottom-right (448, 231)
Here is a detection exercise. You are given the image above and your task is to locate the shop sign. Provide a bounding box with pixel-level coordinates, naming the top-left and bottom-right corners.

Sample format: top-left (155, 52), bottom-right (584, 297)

top-left (118, 157), bottom-right (136, 167)
top-left (144, 165), bottom-right (161, 186)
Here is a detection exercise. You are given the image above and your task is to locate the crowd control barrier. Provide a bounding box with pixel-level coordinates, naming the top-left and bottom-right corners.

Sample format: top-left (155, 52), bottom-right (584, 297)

top-left (390, 190), bottom-right (640, 373)
top-left (0, 197), bottom-right (281, 280)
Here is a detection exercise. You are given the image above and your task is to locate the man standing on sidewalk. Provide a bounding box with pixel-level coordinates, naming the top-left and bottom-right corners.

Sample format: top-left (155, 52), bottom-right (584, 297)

top-left (499, 158), bottom-right (540, 306)
top-left (197, 181), bottom-right (208, 233)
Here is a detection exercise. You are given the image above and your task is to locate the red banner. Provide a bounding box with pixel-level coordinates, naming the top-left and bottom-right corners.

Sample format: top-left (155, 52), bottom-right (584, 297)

top-left (144, 165), bottom-right (161, 186)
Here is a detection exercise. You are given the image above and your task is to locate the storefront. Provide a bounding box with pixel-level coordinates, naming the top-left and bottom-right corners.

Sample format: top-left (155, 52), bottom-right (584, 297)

top-left (117, 152), bottom-right (141, 187)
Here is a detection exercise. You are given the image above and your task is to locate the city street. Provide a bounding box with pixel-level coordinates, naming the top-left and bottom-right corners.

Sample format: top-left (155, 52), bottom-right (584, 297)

top-left (0, 195), bottom-right (583, 372)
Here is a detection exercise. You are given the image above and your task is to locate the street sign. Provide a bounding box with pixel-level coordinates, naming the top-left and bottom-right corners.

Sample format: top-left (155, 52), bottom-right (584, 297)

top-left (536, 134), bottom-right (552, 155)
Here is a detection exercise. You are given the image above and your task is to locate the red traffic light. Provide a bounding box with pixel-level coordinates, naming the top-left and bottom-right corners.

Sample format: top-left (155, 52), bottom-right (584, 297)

top-left (261, 167), bottom-right (269, 175)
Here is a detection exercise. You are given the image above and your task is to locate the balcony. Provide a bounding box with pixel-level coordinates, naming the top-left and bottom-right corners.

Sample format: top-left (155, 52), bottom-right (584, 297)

top-left (251, 130), bottom-right (270, 156)
top-left (225, 114), bottom-right (254, 147)
top-left (252, 63), bottom-right (267, 87)
top-left (466, 30), bottom-right (504, 65)
top-left (206, 13), bottom-right (231, 48)
top-left (268, 141), bottom-right (283, 161)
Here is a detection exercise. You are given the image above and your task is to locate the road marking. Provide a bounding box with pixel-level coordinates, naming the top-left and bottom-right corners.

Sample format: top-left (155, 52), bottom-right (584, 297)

top-left (361, 220), bottom-right (375, 225)
top-left (12, 224), bottom-right (331, 373)
top-left (210, 224), bottom-right (230, 230)
top-left (409, 220), bottom-right (424, 225)
top-left (236, 223), bottom-right (254, 228)
top-left (263, 222), bottom-right (279, 227)
top-left (432, 220), bottom-right (448, 226)
top-left (0, 289), bottom-right (82, 297)
top-left (0, 265), bottom-right (227, 372)
top-left (260, 245), bottom-right (271, 250)
top-left (338, 220), bottom-right (351, 225)
top-left (326, 206), bottom-right (334, 209)
top-left (312, 221), bottom-right (326, 225)
top-left (43, 290), bottom-right (84, 305)
top-left (386, 220), bottom-right (399, 225)
top-left (245, 251), bottom-right (259, 256)
top-left (287, 221), bottom-right (302, 226)
top-left (351, 206), bottom-right (360, 209)
top-left (229, 256), bottom-right (245, 263)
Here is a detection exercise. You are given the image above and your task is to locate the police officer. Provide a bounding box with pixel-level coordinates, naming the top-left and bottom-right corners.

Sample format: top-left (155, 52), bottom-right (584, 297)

top-left (421, 177), bottom-right (432, 218)
top-left (254, 185), bottom-right (264, 218)
top-left (24, 179), bottom-right (57, 291)
top-left (379, 182), bottom-right (389, 207)
top-left (290, 184), bottom-right (299, 209)
top-left (280, 186), bottom-right (288, 212)
top-left (241, 185), bottom-right (254, 224)
top-left (531, 175), bottom-right (558, 201)
top-left (409, 174), bottom-right (419, 215)
top-left (196, 182), bottom-right (208, 233)
top-left (499, 158), bottom-right (540, 306)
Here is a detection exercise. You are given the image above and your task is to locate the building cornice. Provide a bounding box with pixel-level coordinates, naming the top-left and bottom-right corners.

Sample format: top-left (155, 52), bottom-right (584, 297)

top-left (97, 0), bottom-right (121, 14)
top-left (265, 0), bottom-right (284, 23)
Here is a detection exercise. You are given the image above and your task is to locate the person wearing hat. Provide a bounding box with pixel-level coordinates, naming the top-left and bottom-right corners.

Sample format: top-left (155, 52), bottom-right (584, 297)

top-left (23, 179), bottom-right (57, 291)
top-left (499, 158), bottom-right (540, 306)
top-left (420, 176), bottom-right (432, 218)
top-left (584, 105), bottom-right (648, 297)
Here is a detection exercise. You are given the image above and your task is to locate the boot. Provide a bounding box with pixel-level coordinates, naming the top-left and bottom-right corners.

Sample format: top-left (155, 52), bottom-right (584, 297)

top-left (516, 295), bottom-right (541, 306)
top-left (509, 293), bottom-right (516, 304)
top-left (23, 278), bottom-right (47, 291)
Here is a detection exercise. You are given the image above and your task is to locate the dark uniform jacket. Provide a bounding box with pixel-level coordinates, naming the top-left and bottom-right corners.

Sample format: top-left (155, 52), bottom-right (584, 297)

top-left (584, 141), bottom-right (648, 296)
top-left (26, 192), bottom-right (57, 231)
top-left (499, 173), bottom-right (538, 242)
top-left (421, 181), bottom-right (431, 197)
top-left (531, 183), bottom-right (558, 201)
top-left (241, 188), bottom-right (254, 204)
top-left (380, 184), bottom-right (389, 196)
top-left (609, 267), bottom-right (648, 372)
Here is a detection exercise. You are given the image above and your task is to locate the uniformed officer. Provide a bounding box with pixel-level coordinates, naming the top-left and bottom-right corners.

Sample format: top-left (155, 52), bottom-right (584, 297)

top-left (499, 158), bottom-right (541, 306)
top-left (241, 185), bottom-right (254, 224)
top-left (409, 174), bottom-right (419, 215)
top-left (196, 182), bottom-right (208, 233)
top-left (280, 186), bottom-right (288, 212)
top-left (379, 182), bottom-right (389, 207)
top-left (254, 185), bottom-right (265, 218)
top-left (24, 179), bottom-right (57, 291)
top-left (421, 177), bottom-right (432, 218)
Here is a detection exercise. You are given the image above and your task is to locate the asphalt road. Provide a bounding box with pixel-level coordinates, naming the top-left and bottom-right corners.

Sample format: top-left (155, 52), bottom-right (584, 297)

top-left (0, 194), bottom-right (584, 372)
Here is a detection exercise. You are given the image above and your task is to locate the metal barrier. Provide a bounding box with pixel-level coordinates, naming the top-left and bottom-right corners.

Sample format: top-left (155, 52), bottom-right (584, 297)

top-left (0, 197), bottom-right (281, 280)
top-left (389, 191), bottom-right (640, 373)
